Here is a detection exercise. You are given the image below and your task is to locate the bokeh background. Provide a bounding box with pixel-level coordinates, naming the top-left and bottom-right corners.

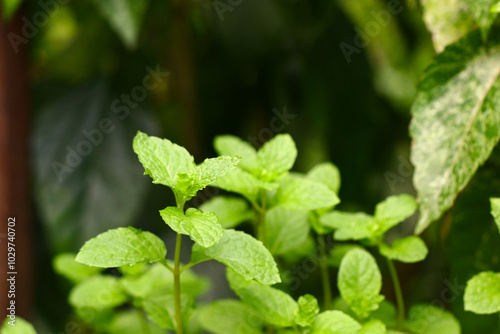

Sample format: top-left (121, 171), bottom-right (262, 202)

top-left (2, 0), bottom-right (500, 333)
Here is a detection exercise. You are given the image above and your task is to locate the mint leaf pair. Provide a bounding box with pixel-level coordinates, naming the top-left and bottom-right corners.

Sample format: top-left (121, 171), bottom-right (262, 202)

top-left (321, 194), bottom-right (417, 241)
top-left (214, 133), bottom-right (297, 182)
top-left (212, 134), bottom-right (296, 201)
top-left (133, 131), bottom-right (240, 201)
top-left (321, 194), bottom-right (427, 263)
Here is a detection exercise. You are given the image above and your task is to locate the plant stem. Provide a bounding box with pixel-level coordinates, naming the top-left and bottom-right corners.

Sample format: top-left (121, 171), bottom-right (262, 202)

top-left (180, 258), bottom-right (209, 273)
top-left (161, 260), bottom-right (174, 273)
top-left (318, 235), bottom-right (332, 310)
top-left (173, 197), bottom-right (186, 334)
top-left (174, 233), bottom-right (183, 334)
top-left (258, 190), bottom-right (267, 246)
top-left (386, 258), bottom-right (405, 330)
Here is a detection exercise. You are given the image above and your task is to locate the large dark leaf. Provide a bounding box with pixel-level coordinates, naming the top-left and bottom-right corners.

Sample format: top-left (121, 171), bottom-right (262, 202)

top-left (32, 81), bottom-right (154, 252)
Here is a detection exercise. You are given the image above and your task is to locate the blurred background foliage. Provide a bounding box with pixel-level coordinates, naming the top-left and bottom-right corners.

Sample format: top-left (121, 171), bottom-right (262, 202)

top-left (3, 0), bottom-right (499, 332)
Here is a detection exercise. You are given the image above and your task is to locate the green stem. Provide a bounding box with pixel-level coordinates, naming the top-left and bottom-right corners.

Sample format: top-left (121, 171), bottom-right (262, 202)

top-left (173, 196), bottom-right (186, 334)
top-left (161, 260), bottom-right (174, 273)
top-left (258, 190), bottom-right (267, 246)
top-left (318, 235), bottom-right (332, 310)
top-left (180, 259), bottom-right (209, 273)
top-left (174, 233), bottom-right (183, 334)
top-left (386, 258), bottom-right (405, 330)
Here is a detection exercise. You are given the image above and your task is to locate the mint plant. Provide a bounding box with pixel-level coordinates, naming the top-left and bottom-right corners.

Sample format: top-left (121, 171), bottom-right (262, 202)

top-left (56, 131), bottom-right (281, 333)
top-left (26, 130), bottom-right (470, 334)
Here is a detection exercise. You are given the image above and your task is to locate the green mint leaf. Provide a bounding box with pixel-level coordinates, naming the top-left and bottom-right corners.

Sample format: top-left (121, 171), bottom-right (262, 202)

top-left (212, 168), bottom-right (278, 202)
top-left (76, 227), bottom-right (166, 267)
top-left (275, 235), bottom-right (315, 264)
top-left (160, 207), bottom-right (223, 247)
top-left (192, 229), bottom-right (280, 284)
top-left (214, 135), bottom-right (260, 173)
top-left (309, 210), bottom-right (332, 235)
top-left (121, 263), bottom-right (209, 299)
top-left (227, 269), bottom-right (297, 327)
top-left (490, 197), bottom-right (500, 233)
top-left (338, 248), bottom-right (384, 318)
top-left (107, 310), bottom-right (164, 334)
top-left (296, 294), bottom-right (320, 327)
top-left (92, 0), bottom-right (149, 49)
top-left (359, 319), bottom-right (386, 334)
top-left (199, 196), bottom-right (254, 229)
top-left (374, 194), bottom-right (417, 234)
top-left (133, 131), bottom-right (195, 187)
top-left (275, 175), bottom-right (340, 211)
top-left (410, 31), bottom-right (500, 233)
top-left (238, 284), bottom-right (298, 327)
top-left (197, 299), bottom-right (264, 334)
top-left (257, 134), bottom-right (297, 182)
top-left (226, 267), bottom-right (258, 293)
top-left (321, 211), bottom-right (375, 241)
top-left (75, 307), bottom-right (114, 331)
top-left (1, 316), bottom-right (37, 334)
top-left (256, 134), bottom-right (297, 182)
top-left (265, 207), bottom-right (310, 256)
top-left (310, 311), bottom-right (362, 334)
top-left (69, 276), bottom-right (127, 309)
top-left (370, 300), bottom-right (397, 329)
top-left (421, 0), bottom-right (475, 52)
top-left (143, 293), bottom-right (193, 330)
top-left (118, 262), bottom-right (147, 276)
top-left (464, 271), bottom-right (500, 314)
top-left (306, 162), bottom-right (341, 194)
top-left (176, 156), bottom-right (241, 199)
top-left (328, 244), bottom-right (363, 268)
top-left (379, 236), bottom-right (429, 263)
top-left (406, 304), bottom-right (461, 333)
top-left (53, 253), bottom-right (101, 283)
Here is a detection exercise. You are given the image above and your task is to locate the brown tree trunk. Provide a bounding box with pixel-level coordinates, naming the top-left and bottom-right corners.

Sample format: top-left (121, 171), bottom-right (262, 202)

top-left (0, 4), bottom-right (33, 323)
top-left (169, 0), bottom-right (201, 158)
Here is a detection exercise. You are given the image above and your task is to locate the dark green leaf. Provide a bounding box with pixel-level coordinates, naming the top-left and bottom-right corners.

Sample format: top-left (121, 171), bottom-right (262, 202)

top-left (33, 82), bottom-right (152, 252)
